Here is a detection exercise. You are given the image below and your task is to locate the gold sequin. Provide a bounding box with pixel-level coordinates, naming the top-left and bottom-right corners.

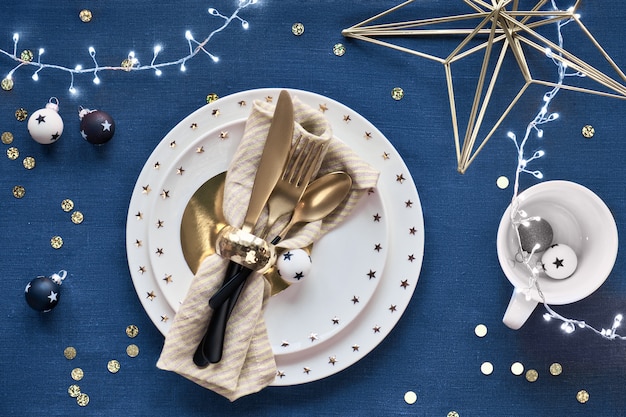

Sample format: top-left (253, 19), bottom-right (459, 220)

top-left (12, 185), bottom-right (25, 199)
top-left (68, 384), bottom-right (81, 398)
top-left (126, 344), bottom-right (139, 358)
top-left (292, 22), bottom-right (305, 36)
top-left (121, 58), bottom-right (133, 71)
top-left (549, 362), bottom-right (563, 376)
top-left (50, 236), bottom-right (63, 249)
top-left (1, 132), bottom-right (13, 144)
top-left (79, 9), bottom-right (93, 23)
top-left (15, 108), bottom-right (28, 121)
top-left (206, 93), bottom-right (219, 104)
top-left (107, 359), bottom-right (121, 373)
top-left (20, 50), bottom-right (34, 62)
top-left (581, 124), bottom-right (594, 138)
top-left (71, 368), bottom-right (84, 381)
top-left (333, 43), bottom-right (346, 56)
top-left (7, 147), bottom-right (19, 160)
top-left (391, 87), bottom-right (404, 100)
top-left (576, 389), bottom-right (589, 404)
top-left (1, 78), bottom-right (13, 91)
top-left (525, 369), bottom-right (538, 382)
top-left (71, 211), bottom-right (84, 224)
top-left (61, 199), bottom-right (74, 212)
top-left (126, 324), bottom-right (139, 338)
top-left (76, 392), bottom-right (90, 407)
top-left (22, 156), bottom-right (35, 170)
top-left (64, 346), bottom-right (77, 360)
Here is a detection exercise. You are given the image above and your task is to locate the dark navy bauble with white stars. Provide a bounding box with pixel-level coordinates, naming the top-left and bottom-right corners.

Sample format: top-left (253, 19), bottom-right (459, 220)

top-left (27, 98), bottom-right (64, 144)
top-left (24, 271), bottom-right (66, 312)
top-left (79, 107), bottom-right (115, 145)
top-left (276, 249), bottom-right (312, 284)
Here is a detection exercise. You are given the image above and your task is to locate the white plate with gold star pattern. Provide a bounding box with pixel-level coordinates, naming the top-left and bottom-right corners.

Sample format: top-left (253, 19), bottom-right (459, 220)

top-left (126, 88), bottom-right (424, 386)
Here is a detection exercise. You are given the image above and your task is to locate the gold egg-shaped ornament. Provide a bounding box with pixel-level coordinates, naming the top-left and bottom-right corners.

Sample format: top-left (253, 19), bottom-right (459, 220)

top-left (27, 98), bottom-right (64, 144)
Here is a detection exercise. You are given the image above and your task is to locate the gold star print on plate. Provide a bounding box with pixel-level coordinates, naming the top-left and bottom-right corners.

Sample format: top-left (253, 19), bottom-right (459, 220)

top-left (343, 0), bottom-right (626, 173)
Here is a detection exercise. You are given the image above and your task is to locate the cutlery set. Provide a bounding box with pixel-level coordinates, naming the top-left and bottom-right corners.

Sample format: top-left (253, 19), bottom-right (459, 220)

top-left (193, 90), bottom-right (352, 366)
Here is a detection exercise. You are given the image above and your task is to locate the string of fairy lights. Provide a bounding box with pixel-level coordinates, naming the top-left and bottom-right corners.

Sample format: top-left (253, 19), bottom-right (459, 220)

top-left (508, 0), bottom-right (624, 340)
top-left (0, 0), bottom-right (258, 95)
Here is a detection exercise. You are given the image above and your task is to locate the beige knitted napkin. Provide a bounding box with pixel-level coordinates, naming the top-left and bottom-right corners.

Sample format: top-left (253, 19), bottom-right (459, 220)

top-left (157, 95), bottom-right (379, 401)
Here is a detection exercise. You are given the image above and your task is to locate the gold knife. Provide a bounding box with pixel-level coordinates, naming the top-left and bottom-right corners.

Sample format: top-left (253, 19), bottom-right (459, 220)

top-left (193, 90), bottom-right (295, 366)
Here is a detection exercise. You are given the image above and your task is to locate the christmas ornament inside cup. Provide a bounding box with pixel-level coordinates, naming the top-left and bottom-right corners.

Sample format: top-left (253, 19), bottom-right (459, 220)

top-left (78, 107), bottom-right (115, 144)
top-left (497, 181), bottom-right (618, 330)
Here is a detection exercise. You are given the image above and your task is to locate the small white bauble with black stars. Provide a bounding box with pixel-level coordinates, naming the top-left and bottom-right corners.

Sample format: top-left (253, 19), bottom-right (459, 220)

top-left (24, 270), bottom-right (67, 312)
top-left (542, 243), bottom-right (578, 279)
top-left (27, 97), bottom-right (64, 144)
top-left (277, 249), bottom-right (312, 284)
top-left (79, 106), bottom-right (115, 145)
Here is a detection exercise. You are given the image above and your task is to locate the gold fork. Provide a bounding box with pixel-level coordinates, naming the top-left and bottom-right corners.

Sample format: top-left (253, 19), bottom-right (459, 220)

top-left (208, 135), bottom-right (329, 309)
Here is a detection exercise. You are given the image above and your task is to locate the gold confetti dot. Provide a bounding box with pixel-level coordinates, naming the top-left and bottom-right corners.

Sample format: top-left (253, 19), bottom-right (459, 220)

top-left (576, 389), bottom-right (589, 404)
top-left (50, 236), bottom-right (63, 249)
top-left (474, 324), bottom-right (488, 337)
top-left (7, 147), bottom-right (19, 160)
top-left (15, 108), bottom-right (28, 121)
top-left (480, 361), bottom-right (494, 375)
top-left (107, 359), bottom-right (121, 373)
top-left (68, 384), bottom-right (81, 398)
top-left (71, 211), bottom-right (84, 224)
top-left (20, 50), bottom-right (34, 62)
top-left (61, 199), bottom-right (74, 212)
top-left (126, 324), bottom-right (139, 338)
top-left (126, 344), bottom-right (139, 358)
top-left (79, 9), bottom-right (93, 22)
top-left (206, 93), bottom-right (219, 103)
top-left (391, 87), bottom-right (404, 100)
top-left (71, 368), bottom-right (84, 381)
top-left (404, 390), bottom-right (417, 404)
top-left (447, 412), bottom-right (460, 417)
top-left (496, 176), bottom-right (509, 189)
top-left (333, 43), bottom-right (346, 56)
top-left (121, 58), bottom-right (133, 71)
top-left (510, 362), bottom-right (524, 376)
top-left (525, 369), bottom-right (538, 382)
top-left (22, 156), bottom-right (35, 170)
top-left (549, 362), bottom-right (563, 376)
top-left (581, 124), bottom-right (594, 138)
top-left (292, 22), bottom-right (305, 36)
top-left (1, 132), bottom-right (14, 144)
top-left (12, 185), bottom-right (25, 199)
top-left (76, 392), bottom-right (90, 407)
top-left (1, 77), bottom-right (13, 91)
top-left (64, 346), bottom-right (77, 360)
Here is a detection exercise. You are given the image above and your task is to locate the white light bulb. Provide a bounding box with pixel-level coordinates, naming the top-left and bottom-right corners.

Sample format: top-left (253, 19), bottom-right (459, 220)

top-left (154, 45), bottom-right (162, 54)
top-left (32, 73), bottom-right (39, 81)
top-left (155, 69), bottom-right (162, 76)
top-left (93, 75), bottom-right (100, 85)
top-left (88, 46), bottom-right (96, 55)
top-left (69, 86), bottom-right (77, 94)
top-left (38, 48), bottom-right (45, 55)
top-left (185, 30), bottom-right (193, 40)
top-left (180, 63), bottom-right (186, 72)
top-left (13, 33), bottom-right (19, 42)
top-left (75, 65), bottom-right (83, 71)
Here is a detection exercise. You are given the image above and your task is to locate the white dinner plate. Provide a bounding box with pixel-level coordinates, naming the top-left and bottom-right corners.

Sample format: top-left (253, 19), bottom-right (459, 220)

top-left (126, 88), bottom-right (424, 385)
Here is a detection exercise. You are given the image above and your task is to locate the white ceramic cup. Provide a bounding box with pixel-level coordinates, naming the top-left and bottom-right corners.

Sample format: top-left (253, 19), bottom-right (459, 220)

top-left (497, 180), bottom-right (618, 330)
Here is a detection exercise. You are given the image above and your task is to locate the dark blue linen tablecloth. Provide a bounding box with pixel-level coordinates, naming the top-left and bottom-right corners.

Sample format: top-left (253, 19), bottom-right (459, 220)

top-left (2, 1), bottom-right (626, 415)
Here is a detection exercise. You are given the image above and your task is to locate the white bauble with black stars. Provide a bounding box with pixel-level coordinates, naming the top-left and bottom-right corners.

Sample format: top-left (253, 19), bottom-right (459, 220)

top-left (79, 106), bottom-right (115, 145)
top-left (24, 271), bottom-right (67, 312)
top-left (542, 243), bottom-right (578, 280)
top-left (27, 98), bottom-right (64, 144)
top-left (276, 249), bottom-right (312, 284)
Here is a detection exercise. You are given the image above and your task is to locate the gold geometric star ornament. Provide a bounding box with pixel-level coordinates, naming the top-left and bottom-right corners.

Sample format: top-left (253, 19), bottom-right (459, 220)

top-left (343, 0), bottom-right (626, 173)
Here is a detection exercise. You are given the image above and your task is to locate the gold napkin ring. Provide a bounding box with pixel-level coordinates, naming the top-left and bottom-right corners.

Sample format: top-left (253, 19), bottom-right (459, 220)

top-left (215, 225), bottom-right (277, 274)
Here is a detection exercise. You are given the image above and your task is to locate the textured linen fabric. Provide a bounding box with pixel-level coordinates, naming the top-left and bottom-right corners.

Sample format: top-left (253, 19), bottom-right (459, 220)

top-left (157, 96), bottom-right (379, 401)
